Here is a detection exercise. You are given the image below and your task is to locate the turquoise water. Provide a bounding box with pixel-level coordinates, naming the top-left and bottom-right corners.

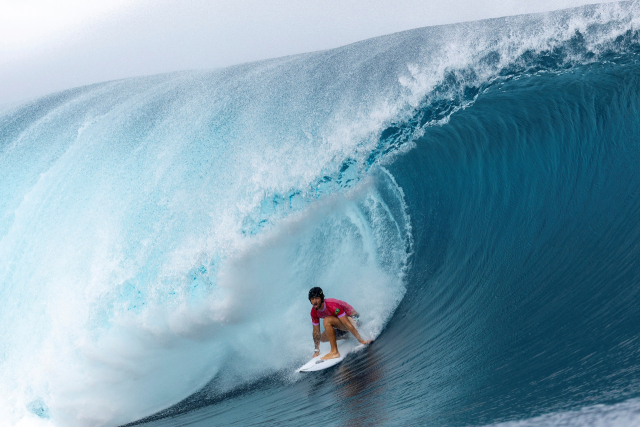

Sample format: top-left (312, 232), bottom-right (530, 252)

top-left (2, 2), bottom-right (640, 426)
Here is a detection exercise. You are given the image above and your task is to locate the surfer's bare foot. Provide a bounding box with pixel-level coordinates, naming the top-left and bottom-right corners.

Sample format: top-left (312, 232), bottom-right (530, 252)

top-left (359, 339), bottom-right (373, 345)
top-left (321, 351), bottom-right (340, 360)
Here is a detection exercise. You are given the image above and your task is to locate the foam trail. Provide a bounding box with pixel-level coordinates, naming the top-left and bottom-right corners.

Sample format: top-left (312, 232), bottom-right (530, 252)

top-left (479, 398), bottom-right (640, 427)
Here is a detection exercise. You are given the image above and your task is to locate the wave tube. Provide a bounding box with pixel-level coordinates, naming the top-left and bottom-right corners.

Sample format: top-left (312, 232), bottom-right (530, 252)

top-left (3, 2), bottom-right (640, 426)
top-left (0, 48), bottom-right (416, 427)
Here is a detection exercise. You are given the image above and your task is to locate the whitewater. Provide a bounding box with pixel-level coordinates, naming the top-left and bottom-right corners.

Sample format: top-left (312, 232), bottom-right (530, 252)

top-left (2, 2), bottom-right (640, 426)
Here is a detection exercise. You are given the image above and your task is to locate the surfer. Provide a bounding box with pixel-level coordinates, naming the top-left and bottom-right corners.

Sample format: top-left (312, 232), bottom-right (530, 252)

top-left (308, 287), bottom-right (373, 360)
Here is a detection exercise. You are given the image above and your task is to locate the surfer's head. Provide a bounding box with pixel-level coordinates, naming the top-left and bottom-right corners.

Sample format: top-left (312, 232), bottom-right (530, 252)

top-left (308, 287), bottom-right (324, 309)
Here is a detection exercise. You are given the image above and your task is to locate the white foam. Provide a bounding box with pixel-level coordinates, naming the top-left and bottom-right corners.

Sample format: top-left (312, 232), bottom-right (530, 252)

top-left (0, 161), bottom-right (411, 426)
top-left (477, 398), bottom-right (640, 427)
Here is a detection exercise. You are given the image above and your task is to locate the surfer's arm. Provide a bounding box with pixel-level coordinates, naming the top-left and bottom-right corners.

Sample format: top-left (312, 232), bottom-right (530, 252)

top-left (339, 315), bottom-right (373, 345)
top-left (312, 325), bottom-right (321, 357)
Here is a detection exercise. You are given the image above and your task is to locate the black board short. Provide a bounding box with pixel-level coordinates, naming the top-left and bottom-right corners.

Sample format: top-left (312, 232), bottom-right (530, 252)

top-left (335, 328), bottom-right (349, 339)
top-left (334, 314), bottom-right (360, 338)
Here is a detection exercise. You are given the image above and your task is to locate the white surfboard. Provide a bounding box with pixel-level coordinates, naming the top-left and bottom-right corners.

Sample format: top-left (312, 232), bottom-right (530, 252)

top-left (298, 340), bottom-right (366, 372)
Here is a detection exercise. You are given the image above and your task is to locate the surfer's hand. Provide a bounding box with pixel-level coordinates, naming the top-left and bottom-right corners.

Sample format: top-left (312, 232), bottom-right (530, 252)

top-left (359, 339), bottom-right (373, 345)
top-left (313, 351), bottom-right (320, 358)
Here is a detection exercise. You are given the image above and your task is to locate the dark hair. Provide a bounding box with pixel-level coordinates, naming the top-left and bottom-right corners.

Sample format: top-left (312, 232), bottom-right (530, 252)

top-left (308, 287), bottom-right (324, 301)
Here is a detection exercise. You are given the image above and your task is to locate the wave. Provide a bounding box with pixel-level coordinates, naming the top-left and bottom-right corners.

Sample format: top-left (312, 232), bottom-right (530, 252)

top-left (2, 2), bottom-right (640, 426)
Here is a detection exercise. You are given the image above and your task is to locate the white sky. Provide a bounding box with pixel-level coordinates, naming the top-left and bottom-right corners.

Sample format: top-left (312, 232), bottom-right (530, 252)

top-left (0, 0), bottom-right (610, 104)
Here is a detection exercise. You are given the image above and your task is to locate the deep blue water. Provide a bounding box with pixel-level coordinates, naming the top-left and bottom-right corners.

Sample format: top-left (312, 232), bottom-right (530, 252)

top-left (2, 3), bottom-right (640, 427)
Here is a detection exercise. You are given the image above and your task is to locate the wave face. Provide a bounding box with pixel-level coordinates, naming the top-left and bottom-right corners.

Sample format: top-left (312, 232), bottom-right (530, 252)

top-left (3, 2), bottom-right (640, 426)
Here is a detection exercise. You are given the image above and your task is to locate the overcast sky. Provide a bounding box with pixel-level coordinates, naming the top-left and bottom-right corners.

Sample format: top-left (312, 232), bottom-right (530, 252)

top-left (1, 0), bottom-right (610, 105)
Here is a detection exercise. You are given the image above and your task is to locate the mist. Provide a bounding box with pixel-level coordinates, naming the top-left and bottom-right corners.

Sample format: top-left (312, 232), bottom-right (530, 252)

top-left (1, 0), bottom-right (611, 105)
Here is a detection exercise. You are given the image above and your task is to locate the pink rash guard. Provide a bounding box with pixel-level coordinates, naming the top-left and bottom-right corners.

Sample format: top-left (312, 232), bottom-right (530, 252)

top-left (310, 298), bottom-right (356, 325)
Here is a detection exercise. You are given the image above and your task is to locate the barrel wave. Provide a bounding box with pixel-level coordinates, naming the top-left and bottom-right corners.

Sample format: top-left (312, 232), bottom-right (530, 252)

top-left (2, 2), bottom-right (640, 426)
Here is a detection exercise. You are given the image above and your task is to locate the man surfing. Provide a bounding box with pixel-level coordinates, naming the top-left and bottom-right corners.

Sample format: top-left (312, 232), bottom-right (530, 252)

top-left (308, 287), bottom-right (373, 360)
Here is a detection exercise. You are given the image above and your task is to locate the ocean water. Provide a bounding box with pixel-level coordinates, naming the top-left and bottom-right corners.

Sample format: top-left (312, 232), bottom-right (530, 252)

top-left (2, 2), bottom-right (640, 426)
